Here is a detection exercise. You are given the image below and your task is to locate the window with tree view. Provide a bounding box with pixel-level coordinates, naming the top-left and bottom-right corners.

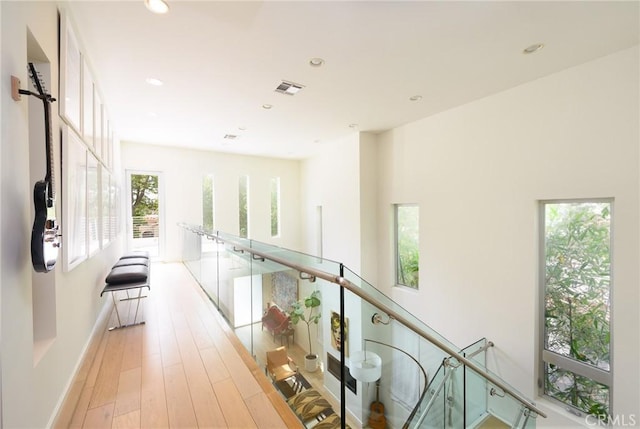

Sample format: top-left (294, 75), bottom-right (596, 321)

top-left (271, 177), bottom-right (280, 237)
top-left (130, 174), bottom-right (158, 239)
top-left (203, 174), bottom-right (215, 230)
top-left (541, 200), bottom-right (612, 418)
top-left (395, 204), bottom-right (419, 289)
top-left (239, 175), bottom-right (249, 238)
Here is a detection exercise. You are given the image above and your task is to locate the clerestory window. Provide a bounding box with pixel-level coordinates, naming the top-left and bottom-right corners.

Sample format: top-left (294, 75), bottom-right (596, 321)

top-left (395, 204), bottom-right (419, 289)
top-left (239, 175), bottom-right (249, 238)
top-left (202, 174), bottom-right (215, 230)
top-left (271, 177), bottom-right (280, 237)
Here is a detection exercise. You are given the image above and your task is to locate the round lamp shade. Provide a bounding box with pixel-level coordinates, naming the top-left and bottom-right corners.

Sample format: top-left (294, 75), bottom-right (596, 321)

top-left (349, 350), bottom-right (382, 382)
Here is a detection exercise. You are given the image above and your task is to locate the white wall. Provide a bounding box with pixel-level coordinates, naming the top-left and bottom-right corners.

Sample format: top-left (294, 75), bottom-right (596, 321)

top-left (359, 132), bottom-right (379, 284)
top-left (300, 133), bottom-right (362, 269)
top-left (120, 142), bottom-right (301, 261)
top-left (299, 133), bottom-right (367, 422)
top-left (1, 3), bottom-right (123, 427)
top-left (372, 48), bottom-right (639, 426)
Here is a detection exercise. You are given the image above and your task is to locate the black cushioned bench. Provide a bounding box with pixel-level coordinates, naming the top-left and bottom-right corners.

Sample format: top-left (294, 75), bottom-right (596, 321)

top-left (101, 251), bottom-right (150, 330)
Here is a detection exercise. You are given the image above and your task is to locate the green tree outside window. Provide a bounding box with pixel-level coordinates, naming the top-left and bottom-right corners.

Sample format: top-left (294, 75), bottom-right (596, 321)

top-left (396, 204), bottom-right (419, 288)
top-left (543, 201), bottom-right (611, 418)
top-left (130, 174), bottom-right (158, 238)
top-left (239, 175), bottom-right (249, 238)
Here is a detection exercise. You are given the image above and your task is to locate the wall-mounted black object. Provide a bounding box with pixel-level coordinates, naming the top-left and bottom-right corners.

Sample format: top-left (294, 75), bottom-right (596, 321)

top-left (327, 352), bottom-right (357, 394)
top-left (20, 62), bottom-right (60, 272)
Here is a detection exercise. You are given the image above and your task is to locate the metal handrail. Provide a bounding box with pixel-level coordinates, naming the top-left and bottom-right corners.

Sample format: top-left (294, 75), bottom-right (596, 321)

top-left (179, 224), bottom-right (547, 419)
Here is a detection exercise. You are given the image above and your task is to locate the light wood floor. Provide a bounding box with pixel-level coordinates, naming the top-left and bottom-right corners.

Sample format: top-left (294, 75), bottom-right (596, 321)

top-left (54, 262), bottom-right (302, 429)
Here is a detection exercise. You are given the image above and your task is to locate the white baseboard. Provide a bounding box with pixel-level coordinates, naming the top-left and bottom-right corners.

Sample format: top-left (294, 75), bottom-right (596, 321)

top-left (46, 300), bottom-right (112, 428)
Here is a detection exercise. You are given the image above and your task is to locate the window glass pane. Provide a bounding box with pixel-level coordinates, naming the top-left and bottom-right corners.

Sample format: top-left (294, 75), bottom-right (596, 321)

top-left (545, 364), bottom-right (610, 417)
top-left (544, 202), bottom-right (611, 369)
top-left (239, 175), bottom-right (249, 238)
top-left (130, 174), bottom-right (159, 238)
top-left (203, 174), bottom-right (214, 230)
top-left (395, 204), bottom-right (419, 288)
top-left (543, 201), bottom-right (611, 416)
top-left (271, 177), bottom-right (280, 237)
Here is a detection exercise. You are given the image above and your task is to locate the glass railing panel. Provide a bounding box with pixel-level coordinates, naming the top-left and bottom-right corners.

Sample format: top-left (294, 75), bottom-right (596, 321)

top-left (343, 267), bottom-right (462, 356)
top-left (241, 254), bottom-right (294, 365)
top-left (344, 283), bottom-right (449, 429)
top-left (485, 385), bottom-right (538, 429)
top-left (249, 240), bottom-right (344, 279)
top-left (312, 279), bottom-right (350, 426)
top-left (464, 366), bottom-right (489, 427)
top-left (199, 236), bottom-right (221, 308)
top-left (216, 230), bottom-right (253, 250)
top-left (445, 363), bottom-right (465, 429)
top-left (216, 242), bottom-right (253, 337)
top-left (222, 249), bottom-right (347, 427)
top-left (180, 224), bottom-right (203, 283)
top-left (463, 338), bottom-right (489, 426)
top-left (409, 362), bottom-right (447, 428)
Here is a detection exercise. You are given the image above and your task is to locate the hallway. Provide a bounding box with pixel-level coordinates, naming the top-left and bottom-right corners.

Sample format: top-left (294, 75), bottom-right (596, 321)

top-left (54, 262), bottom-right (301, 428)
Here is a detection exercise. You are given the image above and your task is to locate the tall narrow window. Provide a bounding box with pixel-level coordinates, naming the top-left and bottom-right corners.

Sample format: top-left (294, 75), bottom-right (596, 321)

top-left (395, 204), bottom-right (419, 289)
top-left (203, 174), bottom-right (215, 230)
top-left (270, 177), bottom-right (280, 237)
top-left (541, 200), bottom-right (612, 418)
top-left (316, 205), bottom-right (323, 258)
top-left (239, 175), bottom-right (249, 238)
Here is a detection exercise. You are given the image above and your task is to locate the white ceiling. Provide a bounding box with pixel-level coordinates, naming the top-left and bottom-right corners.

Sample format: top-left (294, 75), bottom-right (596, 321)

top-left (66, 1), bottom-right (639, 160)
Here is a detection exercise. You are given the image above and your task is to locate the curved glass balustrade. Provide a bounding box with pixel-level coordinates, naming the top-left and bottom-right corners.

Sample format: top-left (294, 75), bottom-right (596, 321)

top-left (179, 224), bottom-right (544, 429)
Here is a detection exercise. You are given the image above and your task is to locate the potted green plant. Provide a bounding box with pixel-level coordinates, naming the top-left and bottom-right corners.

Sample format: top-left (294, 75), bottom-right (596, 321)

top-left (290, 290), bottom-right (321, 371)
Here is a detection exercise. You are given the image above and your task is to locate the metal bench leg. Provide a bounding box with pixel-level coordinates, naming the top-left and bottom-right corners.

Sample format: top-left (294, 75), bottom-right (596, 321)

top-left (108, 287), bottom-right (147, 331)
top-left (110, 291), bottom-right (123, 329)
top-left (132, 286), bottom-right (143, 325)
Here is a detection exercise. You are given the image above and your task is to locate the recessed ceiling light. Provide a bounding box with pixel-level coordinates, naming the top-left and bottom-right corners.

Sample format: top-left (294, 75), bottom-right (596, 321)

top-left (144, 0), bottom-right (169, 14)
top-left (523, 43), bottom-right (544, 54)
top-left (145, 77), bottom-right (163, 86)
top-left (238, 126), bottom-right (247, 131)
top-left (309, 57), bottom-right (325, 67)
top-left (262, 104), bottom-right (273, 110)
top-left (409, 95), bottom-right (423, 101)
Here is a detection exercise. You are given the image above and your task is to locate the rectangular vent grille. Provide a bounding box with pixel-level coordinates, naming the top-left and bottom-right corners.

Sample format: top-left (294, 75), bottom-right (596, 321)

top-left (275, 80), bottom-right (304, 96)
top-left (224, 134), bottom-right (238, 140)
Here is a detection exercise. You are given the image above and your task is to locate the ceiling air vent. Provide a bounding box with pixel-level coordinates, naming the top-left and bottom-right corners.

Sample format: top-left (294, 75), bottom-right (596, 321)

top-left (275, 80), bottom-right (304, 96)
top-left (224, 134), bottom-right (238, 140)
